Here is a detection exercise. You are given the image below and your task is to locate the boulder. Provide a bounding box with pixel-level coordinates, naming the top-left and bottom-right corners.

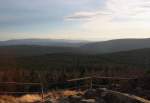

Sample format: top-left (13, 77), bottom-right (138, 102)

top-left (84, 89), bottom-right (98, 99)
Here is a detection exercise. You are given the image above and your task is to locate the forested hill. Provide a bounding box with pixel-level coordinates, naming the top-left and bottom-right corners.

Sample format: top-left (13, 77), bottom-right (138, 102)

top-left (18, 48), bottom-right (150, 69)
top-left (1, 47), bottom-right (150, 71)
top-left (1, 38), bottom-right (150, 54)
top-left (0, 44), bottom-right (150, 67)
top-left (80, 38), bottom-right (150, 53)
top-left (101, 48), bottom-right (150, 68)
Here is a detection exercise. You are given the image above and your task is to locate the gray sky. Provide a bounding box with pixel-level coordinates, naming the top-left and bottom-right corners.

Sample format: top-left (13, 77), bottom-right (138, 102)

top-left (1, 0), bottom-right (150, 41)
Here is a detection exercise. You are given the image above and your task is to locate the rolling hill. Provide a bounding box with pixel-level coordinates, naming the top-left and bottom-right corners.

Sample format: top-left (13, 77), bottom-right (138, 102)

top-left (101, 48), bottom-right (150, 67)
top-left (80, 38), bottom-right (150, 53)
top-left (1, 38), bottom-right (150, 54)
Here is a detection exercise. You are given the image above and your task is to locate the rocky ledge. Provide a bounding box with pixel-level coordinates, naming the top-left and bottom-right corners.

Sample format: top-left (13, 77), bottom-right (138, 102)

top-left (55, 88), bottom-right (150, 103)
top-left (41, 88), bottom-right (150, 103)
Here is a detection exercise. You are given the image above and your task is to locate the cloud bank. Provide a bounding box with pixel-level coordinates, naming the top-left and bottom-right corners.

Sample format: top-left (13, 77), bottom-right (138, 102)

top-left (66, 0), bottom-right (150, 39)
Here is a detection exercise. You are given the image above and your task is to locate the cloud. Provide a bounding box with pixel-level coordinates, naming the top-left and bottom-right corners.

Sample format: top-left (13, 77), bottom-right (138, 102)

top-left (65, 11), bottom-right (100, 20)
top-left (65, 10), bottom-right (111, 20)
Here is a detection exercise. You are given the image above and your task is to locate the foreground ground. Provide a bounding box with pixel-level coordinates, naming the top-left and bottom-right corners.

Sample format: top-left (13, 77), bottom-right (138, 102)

top-left (0, 90), bottom-right (82, 103)
top-left (1, 89), bottom-right (150, 103)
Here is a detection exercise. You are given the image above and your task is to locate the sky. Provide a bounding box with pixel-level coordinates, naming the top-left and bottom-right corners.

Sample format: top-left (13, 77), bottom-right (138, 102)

top-left (1, 0), bottom-right (150, 41)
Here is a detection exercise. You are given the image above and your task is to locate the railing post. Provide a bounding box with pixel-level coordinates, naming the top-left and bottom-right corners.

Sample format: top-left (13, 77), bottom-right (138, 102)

top-left (41, 83), bottom-right (44, 103)
top-left (90, 77), bottom-right (93, 89)
top-left (37, 73), bottom-right (44, 103)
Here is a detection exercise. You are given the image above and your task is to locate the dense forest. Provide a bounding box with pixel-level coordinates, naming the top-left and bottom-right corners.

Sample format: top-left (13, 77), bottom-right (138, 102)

top-left (0, 45), bottom-right (150, 92)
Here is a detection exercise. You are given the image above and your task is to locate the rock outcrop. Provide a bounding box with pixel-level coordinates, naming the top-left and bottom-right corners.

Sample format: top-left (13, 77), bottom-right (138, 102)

top-left (58, 88), bottom-right (150, 103)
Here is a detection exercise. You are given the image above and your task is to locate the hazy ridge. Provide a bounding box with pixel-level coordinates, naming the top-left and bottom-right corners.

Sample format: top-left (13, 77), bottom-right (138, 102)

top-left (1, 38), bottom-right (150, 56)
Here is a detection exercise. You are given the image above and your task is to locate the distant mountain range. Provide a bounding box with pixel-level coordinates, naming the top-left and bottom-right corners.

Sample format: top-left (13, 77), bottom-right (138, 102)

top-left (0, 39), bottom-right (88, 47)
top-left (1, 38), bottom-right (150, 55)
